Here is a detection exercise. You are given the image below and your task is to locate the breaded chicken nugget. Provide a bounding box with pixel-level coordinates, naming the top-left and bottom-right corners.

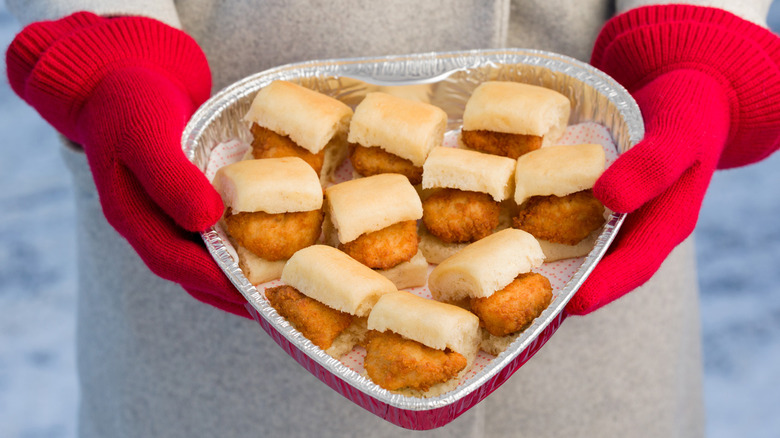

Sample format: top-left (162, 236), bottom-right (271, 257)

top-left (512, 190), bottom-right (605, 245)
top-left (223, 209), bottom-right (323, 261)
top-left (265, 285), bottom-right (353, 350)
top-left (422, 188), bottom-right (500, 243)
top-left (470, 272), bottom-right (553, 337)
top-left (363, 330), bottom-right (467, 392)
top-left (250, 123), bottom-right (325, 175)
top-left (339, 220), bottom-right (418, 270)
top-left (461, 129), bottom-right (542, 159)
top-left (349, 144), bottom-right (423, 184)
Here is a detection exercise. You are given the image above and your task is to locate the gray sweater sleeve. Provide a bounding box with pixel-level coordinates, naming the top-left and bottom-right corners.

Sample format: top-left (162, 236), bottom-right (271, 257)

top-left (5, 0), bottom-right (181, 28)
top-left (616, 0), bottom-right (772, 26)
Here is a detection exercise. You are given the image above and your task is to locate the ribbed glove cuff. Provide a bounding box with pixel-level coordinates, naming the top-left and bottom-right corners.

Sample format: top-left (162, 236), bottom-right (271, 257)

top-left (6, 12), bottom-right (101, 99)
top-left (591, 5), bottom-right (780, 169)
top-left (7, 12), bottom-right (211, 145)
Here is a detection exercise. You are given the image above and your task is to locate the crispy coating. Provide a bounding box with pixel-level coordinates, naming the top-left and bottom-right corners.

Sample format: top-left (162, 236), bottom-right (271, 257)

top-left (265, 285), bottom-right (353, 350)
top-left (224, 209), bottom-right (323, 261)
top-left (250, 123), bottom-right (326, 175)
top-left (363, 330), bottom-right (467, 392)
top-left (461, 129), bottom-right (542, 159)
top-left (339, 220), bottom-right (418, 270)
top-left (470, 272), bottom-right (553, 337)
top-left (349, 144), bottom-right (423, 185)
top-left (422, 188), bottom-right (500, 243)
top-left (512, 190), bottom-right (605, 245)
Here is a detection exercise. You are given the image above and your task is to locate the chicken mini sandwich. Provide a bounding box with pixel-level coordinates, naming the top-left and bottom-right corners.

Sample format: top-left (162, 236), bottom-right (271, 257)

top-left (419, 146), bottom-right (516, 264)
top-left (428, 228), bottom-right (552, 356)
top-left (460, 81), bottom-right (571, 158)
top-left (243, 80), bottom-right (353, 184)
top-left (512, 143), bottom-right (607, 261)
top-left (347, 91), bottom-right (447, 185)
top-left (265, 245), bottom-right (397, 358)
top-left (212, 157), bottom-right (324, 284)
top-left (364, 291), bottom-right (480, 397)
top-left (324, 173), bottom-right (427, 289)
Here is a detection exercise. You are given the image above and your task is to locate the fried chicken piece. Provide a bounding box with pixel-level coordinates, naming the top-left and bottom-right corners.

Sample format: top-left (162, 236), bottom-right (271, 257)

top-left (250, 123), bottom-right (325, 175)
top-left (349, 144), bottom-right (423, 185)
top-left (265, 285), bottom-right (353, 350)
top-left (339, 220), bottom-right (418, 270)
top-left (422, 188), bottom-right (500, 243)
top-left (461, 129), bottom-right (542, 159)
top-left (363, 330), bottom-right (467, 392)
top-left (470, 272), bottom-right (553, 337)
top-left (223, 209), bottom-right (323, 261)
top-left (512, 190), bottom-right (605, 245)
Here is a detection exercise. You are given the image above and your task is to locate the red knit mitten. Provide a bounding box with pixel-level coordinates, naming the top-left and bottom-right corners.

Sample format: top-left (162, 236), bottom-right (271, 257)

top-left (6, 12), bottom-right (249, 318)
top-left (567, 5), bottom-right (780, 315)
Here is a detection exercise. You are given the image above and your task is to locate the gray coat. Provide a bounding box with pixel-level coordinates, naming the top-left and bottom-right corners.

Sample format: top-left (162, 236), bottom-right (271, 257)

top-left (7, 0), bottom-right (772, 436)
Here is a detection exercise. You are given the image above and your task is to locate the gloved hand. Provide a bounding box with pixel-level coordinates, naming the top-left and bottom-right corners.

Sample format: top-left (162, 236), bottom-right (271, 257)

top-left (6, 12), bottom-right (250, 318)
top-left (567, 5), bottom-right (780, 315)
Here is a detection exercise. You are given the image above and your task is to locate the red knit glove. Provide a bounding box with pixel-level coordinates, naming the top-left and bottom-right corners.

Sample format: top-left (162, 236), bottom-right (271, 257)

top-left (6, 12), bottom-right (250, 318)
top-left (566, 5), bottom-right (780, 315)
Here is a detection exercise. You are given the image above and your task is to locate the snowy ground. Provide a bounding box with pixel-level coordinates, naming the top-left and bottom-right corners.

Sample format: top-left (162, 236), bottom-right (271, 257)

top-left (1, 4), bottom-right (779, 438)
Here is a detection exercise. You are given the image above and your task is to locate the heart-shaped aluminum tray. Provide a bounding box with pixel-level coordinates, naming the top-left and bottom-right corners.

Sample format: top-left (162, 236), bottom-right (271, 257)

top-left (182, 48), bottom-right (643, 430)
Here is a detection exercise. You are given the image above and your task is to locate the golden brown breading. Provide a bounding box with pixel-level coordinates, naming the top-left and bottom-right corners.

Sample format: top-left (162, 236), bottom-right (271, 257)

top-left (461, 129), bottom-right (542, 159)
top-left (223, 209), bottom-right (323, 261)
top-left (348, 144), bottom-right (423, 185)
top-left (265, 285), bottom-right (353, 350)
top-left (470, 272), bottom-right (553, 337)
top-left (339, 220), bottom-right (418, 270)
top-left (512, 189), bottom-right (605, 245)
top-left (422, 188), bottom-right (500, 243)
top-left (250, 123), bottom-right (325, 175)
top-left (363, 330), bottom-right (467, 392)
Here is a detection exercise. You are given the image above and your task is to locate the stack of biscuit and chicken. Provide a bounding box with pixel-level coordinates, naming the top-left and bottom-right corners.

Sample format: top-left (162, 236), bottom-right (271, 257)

top-left (347, 91), bottom-right (447, 185)
top-left (243, 80), bottom-right (353, 185)
top-left (428, 228), bottom-right (552, 355)
top-left (212, 157), bottom-right (323, 285)
top-left (323, 173), bottom-right (428, 289)
top-left (419, 146), bottom-right (517, 263)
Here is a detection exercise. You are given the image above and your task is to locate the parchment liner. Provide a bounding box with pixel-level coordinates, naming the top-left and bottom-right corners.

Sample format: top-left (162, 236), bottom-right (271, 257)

top-left (182, 49), bottom-right (644, 430)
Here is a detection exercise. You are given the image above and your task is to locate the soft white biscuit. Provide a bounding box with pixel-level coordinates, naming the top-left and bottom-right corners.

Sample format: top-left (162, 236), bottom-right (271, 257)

top-left (281, 245), bottom-right (397, 317)
top-left (375, 249), bottom-right (428, 290)
top-left (462, 81), bottom-right (571, 147)
top-left (212, 157), bottom-right (323, 214)
top-left (348, 92), bottom-right (447, 166)
top-left (243, 80), bottom-right (353, 154)
top-left (367, 291), bottom-right (480, 362)
top-left (422, 146), bottom-right (516, 202)
top-left (234, 243), bottom-right (286, 285)
top-left (325, 173), bottom-right (423, 244)
top-left (514, 143), bottom-right (606, 205)
top-left (428, 228), bottom-right (545, 302)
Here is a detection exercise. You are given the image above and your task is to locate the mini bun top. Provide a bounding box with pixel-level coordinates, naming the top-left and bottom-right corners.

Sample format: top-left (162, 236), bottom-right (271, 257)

top-left (325, 173), bottom-right (423, 243)
top-left (367, 291), bottom-right (480, 360)
top-left (514, 143), bottom-right (606, 205)
top-left (462, 81), bottom-right (570, 146)
top-left (428, 228), bottom-right (545, 302)
top-left (281, 245), bottom-right (397, 317)
top-left (422, 147), bottom-right (516, 201)
top-left (243, 80), bottom-right (353, 154)
top-left (347, 92), bottom-right (447, 166)
top-left (212, 157), bottom-right (323, 214)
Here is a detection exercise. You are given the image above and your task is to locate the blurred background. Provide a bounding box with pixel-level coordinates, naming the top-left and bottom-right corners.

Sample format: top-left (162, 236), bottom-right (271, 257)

top-left (1, 3), bottom-right (779, 438)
